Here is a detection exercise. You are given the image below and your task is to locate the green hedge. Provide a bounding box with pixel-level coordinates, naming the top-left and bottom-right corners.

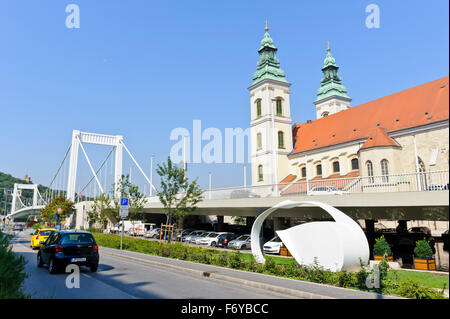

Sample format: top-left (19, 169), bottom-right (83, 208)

top-left (0, 231), bottom-right (29, 298)
top-left (93, 233), bottom-right (446, 299)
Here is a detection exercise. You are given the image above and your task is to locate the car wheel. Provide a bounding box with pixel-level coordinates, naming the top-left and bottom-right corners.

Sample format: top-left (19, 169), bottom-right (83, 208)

top-left (211, 241), bottom-right (217, 247)
top-left (90, 263), bottom-right (98, 272)
top-left (48, 258), bottom-right (58, 274)
top-left (241, 245), bottom-right (246, 250)
top-left (37, 253), bottom-right (44, 268)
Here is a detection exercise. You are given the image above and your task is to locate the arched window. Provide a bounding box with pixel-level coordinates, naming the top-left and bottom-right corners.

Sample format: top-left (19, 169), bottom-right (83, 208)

top-left (278, 131), bottom-right (284, 149)
top-left (366, 161), bottom-right (374, 183)
top-left (381, 159), bottom-right (389, 183)
top-left (256, 133), bottom-right (262, 150)
top-left (256, 99), bottom-right (262, 118)
top-left (301, 166), bottom-right (307, 178)
top-left (258, 165), bottom-right (264, 181)
top-left (316, 164), bottom-right (322, 176)
top-left (321, 111), bottom-right (329, 117)
top-left (332, 161), bottom-right (340, 173)
top-left (276, 99), bottom-right (282, 116)
top-left (351, 158), bottom-right (359, 170)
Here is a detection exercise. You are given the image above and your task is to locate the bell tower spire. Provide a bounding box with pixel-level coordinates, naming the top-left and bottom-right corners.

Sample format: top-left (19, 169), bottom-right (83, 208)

top-left (314, 44), bottom-right (352, 119)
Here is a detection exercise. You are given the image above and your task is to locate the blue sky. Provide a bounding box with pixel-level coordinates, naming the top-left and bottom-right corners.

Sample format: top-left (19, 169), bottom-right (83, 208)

top-left (0, 0), bottom-right (448, 194)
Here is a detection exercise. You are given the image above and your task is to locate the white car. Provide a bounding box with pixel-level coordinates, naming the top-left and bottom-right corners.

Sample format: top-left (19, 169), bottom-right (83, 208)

top-left (263, 236), bottom-right (283, 254)
top-left (309, 186), bottom-right (349, 195)
top-left (198, 232), bottom-right (225, 247)
top-left (144, 228), bottom-right (160, 238)
top-left (193, 232), bottom-right (214, 245)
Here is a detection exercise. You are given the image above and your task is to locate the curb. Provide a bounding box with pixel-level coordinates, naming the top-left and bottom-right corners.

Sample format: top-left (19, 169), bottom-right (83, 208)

top-left (101, 249), bottom-right (334, 299)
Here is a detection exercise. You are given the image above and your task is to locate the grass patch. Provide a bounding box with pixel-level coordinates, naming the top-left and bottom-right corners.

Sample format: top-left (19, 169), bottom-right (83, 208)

top-left (388, 270), bottom-right (449, 290)
top-left (92, 232), bottom-right (447, 299)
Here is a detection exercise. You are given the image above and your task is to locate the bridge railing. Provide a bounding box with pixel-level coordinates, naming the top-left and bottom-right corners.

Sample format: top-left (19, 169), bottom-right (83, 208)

top-left (143, 170), bottom-right (449, 202)
top-left (202, 170), bottom-right (449, 200)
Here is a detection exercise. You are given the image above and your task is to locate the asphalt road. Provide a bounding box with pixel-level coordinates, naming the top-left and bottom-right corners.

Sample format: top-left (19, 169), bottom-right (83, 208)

top-left (10, 231), bottom-right (296, 299)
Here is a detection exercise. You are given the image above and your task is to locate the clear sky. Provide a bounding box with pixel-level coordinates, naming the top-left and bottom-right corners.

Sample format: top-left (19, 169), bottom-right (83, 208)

top-left (0, 0), bottom-right (448, 194)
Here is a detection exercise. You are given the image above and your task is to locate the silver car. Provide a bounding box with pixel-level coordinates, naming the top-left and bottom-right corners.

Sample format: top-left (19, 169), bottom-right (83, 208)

top-left (183, 230), bottom-right (206, 243)
top-left (228, 234), bottom-right (251, 250)
top-left (192, 232), bottom-right (214, 245)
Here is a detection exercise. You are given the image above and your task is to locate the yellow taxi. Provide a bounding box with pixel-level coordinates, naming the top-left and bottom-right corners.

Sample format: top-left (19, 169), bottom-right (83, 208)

top-left (30, 228), bottom-right (57, 250)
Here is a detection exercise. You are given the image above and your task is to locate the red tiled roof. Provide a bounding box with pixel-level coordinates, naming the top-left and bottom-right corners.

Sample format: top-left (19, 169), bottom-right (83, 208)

top-left (279, 174), bottom-right (297, 184)
top-left (280, 171), bottom-right (360, 195)
top-left (360, 126), bottom-right (401, 150)
top-left (291, 76), bottom-right (449, 155)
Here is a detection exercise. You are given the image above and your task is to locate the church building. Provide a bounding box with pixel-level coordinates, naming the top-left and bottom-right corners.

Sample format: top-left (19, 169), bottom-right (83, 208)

top-left (249, 25), bottom-right (449, 195)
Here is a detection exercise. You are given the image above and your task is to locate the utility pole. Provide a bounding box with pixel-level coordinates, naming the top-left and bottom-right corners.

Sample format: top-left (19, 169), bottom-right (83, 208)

top-left (243, 165), bottom-right (247, 189)
top-left (209, 172), bottom-right (212, 200)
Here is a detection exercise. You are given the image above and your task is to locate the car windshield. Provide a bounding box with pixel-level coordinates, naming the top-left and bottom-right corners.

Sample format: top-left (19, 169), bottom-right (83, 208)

top-left (39, 230), bottom-right (54, 236)
top-left (60, 233), bottom-right (95, 245)
top-left (207, 233), bottom-right (218, 238)
top-left (270, 236), bottom-right (281, 243)
top-left (199, 233), bottom-right (210, 238)
top-left (236, 235), bottom-right (250, 241)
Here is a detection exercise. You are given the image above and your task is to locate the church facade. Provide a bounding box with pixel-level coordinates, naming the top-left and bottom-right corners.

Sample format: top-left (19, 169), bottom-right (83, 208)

top-left (249, 26), bottom-right (449, 194)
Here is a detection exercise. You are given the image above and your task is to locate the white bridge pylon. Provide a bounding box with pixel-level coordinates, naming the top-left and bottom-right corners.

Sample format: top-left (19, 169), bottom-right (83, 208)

top-left (67, 130), bottom-right (156, 202)
top-left (10, 183), bottom-right (45, 216)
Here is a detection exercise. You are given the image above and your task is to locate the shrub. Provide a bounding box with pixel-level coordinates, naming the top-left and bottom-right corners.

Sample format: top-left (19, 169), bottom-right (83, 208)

top-left (228, 251), bottom-right (242, 269)
top-left (0, 231), bottom-right (29, 298)
top-left (373, 236), bottom-right (392, 256)
top-left (414, 239), bottom-right (434, 259)
top-left (394, 280), bottom-right (445, 299)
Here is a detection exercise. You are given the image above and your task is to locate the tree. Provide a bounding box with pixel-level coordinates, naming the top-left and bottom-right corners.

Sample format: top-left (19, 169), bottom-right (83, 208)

top-left (87, 193), bottom-right (116, 230)
top-left (156, 157), bottom-right (203, 234)
top-left (112, 174), bottom-right (147, 221)
top-left (39, 196), bottom-right (74, 227)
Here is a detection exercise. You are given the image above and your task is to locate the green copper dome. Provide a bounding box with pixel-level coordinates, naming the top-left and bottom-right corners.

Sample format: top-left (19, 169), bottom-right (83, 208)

top-left (251, 29), bottom-right (288, 86)
top-left (315, 48), bottom-right (350, 103)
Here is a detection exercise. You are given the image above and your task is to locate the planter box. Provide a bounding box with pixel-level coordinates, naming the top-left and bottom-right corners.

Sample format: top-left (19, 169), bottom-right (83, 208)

top-left (374, 255), bottom-right (393, 262)
top-left (413, 257), bottom-right (436, 271)
top-left (279, 247), bottom-right (292, 257)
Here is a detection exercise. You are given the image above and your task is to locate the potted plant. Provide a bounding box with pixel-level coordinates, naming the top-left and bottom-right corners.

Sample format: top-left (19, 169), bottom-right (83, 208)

top-left (413, 239), bottom-right (436, 270)
top-left (373, 235), bottom-right (393, 262)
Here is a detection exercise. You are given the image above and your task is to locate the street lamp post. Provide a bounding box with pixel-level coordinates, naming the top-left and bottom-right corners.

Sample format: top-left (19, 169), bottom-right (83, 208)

top-left (208, 172), bottom-right (212, 200)
top-left (150, 155), bottom-right (155, 196)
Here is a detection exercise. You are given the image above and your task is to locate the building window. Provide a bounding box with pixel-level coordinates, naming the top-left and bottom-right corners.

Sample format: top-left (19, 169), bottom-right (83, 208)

top-left (256, 99), bottom-right (262, 118)
top-left (367, 161), bottom-right (374, 183)
top-left (316, 164), bottom-right (322, 176)
top-left (276, 99), bottom-right (282, 116)
top-left (321, 111), bottom-right (329, 117)
top-left (381, 159), bottom-right (389, 183)
top-left (256, 133), bottom-right (262, 150)
top-left (332, 161), bottom-right (340, 173)
top-left (258, 165), bottom-right (264, 181)
top-left (301, 167), bottom-right (306, 178)
top-left (278, 131), bottom-right (284, 149)
top-left (351, 158), bottom-right (359, 170)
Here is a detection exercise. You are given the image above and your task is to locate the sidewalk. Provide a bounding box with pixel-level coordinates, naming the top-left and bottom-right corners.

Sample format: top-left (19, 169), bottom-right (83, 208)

top-left (99, 246), bottom-right (400, 299)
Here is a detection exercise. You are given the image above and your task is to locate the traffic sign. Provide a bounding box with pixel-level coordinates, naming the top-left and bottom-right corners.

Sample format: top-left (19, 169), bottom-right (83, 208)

top-left (119, 197), bottom-right (129, 218)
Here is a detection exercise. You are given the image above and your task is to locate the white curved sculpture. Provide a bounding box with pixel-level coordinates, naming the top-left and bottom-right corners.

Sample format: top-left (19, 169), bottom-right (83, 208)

top-left (250, 200), bottom-right (369, 272)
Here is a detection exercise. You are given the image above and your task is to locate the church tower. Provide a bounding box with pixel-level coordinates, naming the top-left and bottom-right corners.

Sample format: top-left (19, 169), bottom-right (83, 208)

top-left (314, 44), bottom-right (351, 119)
top-left (249, 22), bottom-right (292, 190)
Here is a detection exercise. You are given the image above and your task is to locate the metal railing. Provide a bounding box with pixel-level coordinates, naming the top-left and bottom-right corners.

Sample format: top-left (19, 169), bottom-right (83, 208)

top-left (161, 170), bottom-right (449, 201)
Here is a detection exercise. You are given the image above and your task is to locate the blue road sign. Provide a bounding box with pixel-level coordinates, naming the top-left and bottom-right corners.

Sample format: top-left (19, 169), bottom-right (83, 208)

top-left (120, 198), bottom-right (129, 207)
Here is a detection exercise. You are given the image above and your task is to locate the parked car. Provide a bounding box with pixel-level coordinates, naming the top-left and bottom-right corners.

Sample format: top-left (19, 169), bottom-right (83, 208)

top-left (442, 230), bottom-right (449, 251)
top-left (309, 186), bottom-right (349, 195)
top-left (230, 190), bottom-right (261, 199)
top-left (30, 228), bottom-right (57, 250)
top-left (409, 227), bottom-right (432, 236)
top-left (183, 230), bottom-right (206, 243)
top-left (217, 233), bottom-right (238, 248)
top-left (13, 224), bottom-right (24, 231)
top-left (144, 228), bottom-right (160, 238)
top-left (176, 229), bottom-right (195, 241)
top-left (263, 235), bottom-right (284, 254)
top-left (192, 232), bottom-right (214, 245)
top-left (227, 234), bottom-right (251, 250)
top-left (199, 232), bottom-right (235, 247)
top-left (37, 230), bottom-right (99, 274)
